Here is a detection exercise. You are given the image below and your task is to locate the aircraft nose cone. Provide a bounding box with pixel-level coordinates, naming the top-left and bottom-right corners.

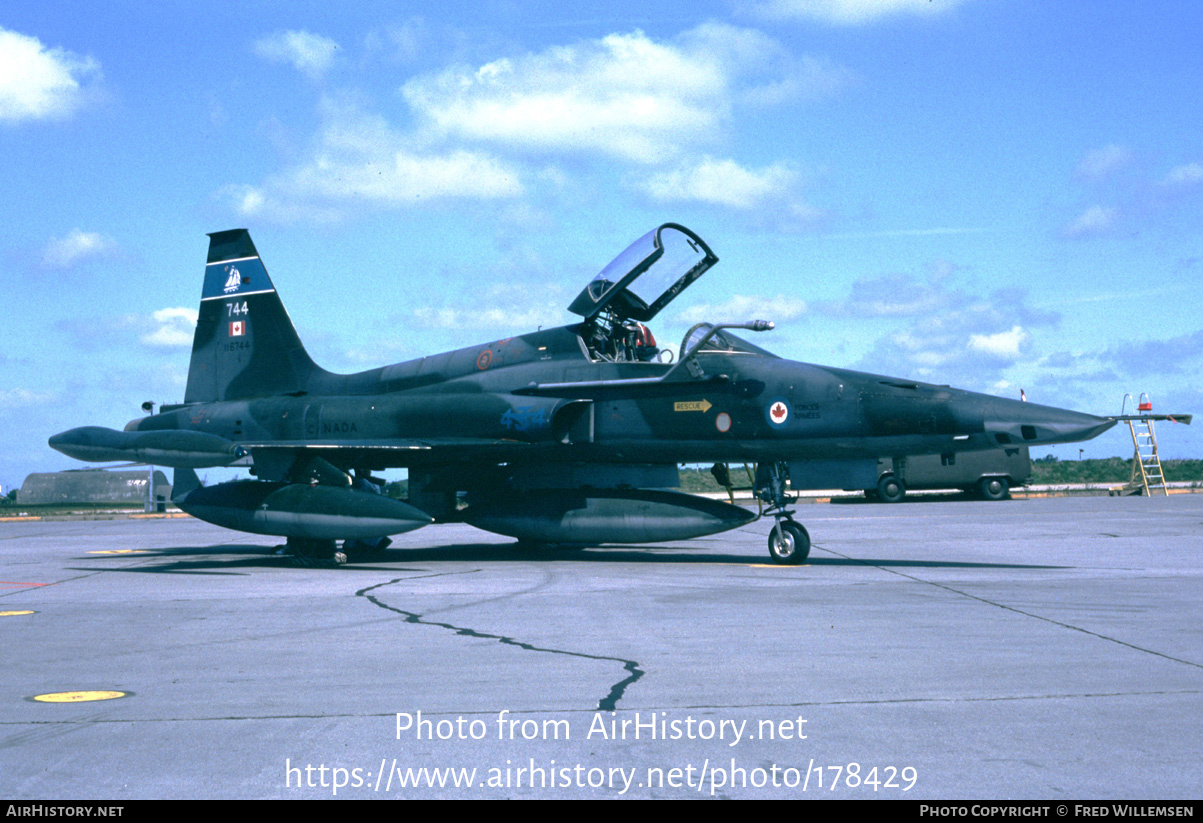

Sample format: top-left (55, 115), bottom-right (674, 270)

top-left (983, 398), bottom-right (1116, 446)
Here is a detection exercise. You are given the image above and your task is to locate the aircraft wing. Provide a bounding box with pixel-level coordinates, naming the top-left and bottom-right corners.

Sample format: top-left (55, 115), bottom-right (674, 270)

top-left (239, 437), bottom-right (542, 478)
top-left (241, 437), bottom-right (538, 455)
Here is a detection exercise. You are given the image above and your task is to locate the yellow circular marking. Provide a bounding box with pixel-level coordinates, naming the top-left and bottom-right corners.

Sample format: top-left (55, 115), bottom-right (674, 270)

top-left (88, 549), bottom-right (147, 555)
top-left (1, 610), bottom-right (36, 616)
top-left (31, 690), bottom-right (129, 703)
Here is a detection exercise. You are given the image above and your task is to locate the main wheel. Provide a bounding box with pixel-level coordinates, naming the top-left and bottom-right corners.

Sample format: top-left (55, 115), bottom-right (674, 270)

top-left (877, 474), bottom-right (906, 503)
top-left (287, 537), bottom-right (341, 567)
top-left (978, 476), bottom-right (1010, 501)
top-left (342, 536), bottom-right (392, 561)
top-left (768, 521), bottom-right (810, 565)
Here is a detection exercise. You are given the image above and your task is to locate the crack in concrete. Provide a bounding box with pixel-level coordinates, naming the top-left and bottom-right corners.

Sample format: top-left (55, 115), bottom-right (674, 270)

top-left (817, 544), bottom-right (1203, 671)
top-left (357, 574), bottom-right (643, 711)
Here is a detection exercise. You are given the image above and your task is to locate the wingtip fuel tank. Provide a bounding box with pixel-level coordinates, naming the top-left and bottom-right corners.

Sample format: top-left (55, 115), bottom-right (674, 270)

top-left (49, 426), bottom-right (247, 468)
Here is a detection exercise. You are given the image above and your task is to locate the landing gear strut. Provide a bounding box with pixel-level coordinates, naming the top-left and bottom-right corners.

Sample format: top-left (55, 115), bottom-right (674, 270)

top-left (756, 462), bottom-right (810, 565)
top-left (285, 537), bottom-right (347, 567)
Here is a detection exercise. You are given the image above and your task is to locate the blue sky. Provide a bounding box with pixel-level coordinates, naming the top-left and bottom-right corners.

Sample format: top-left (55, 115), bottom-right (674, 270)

top-left (2, 0), bottom-right (1202, 492)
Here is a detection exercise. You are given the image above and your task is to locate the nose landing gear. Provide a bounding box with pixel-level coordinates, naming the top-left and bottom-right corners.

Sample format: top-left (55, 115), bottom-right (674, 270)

top-left (756, 462), bottom-right (810, 565)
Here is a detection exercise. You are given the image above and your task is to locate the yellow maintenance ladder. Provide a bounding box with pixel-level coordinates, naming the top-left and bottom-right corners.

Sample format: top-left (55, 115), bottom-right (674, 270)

top-left (1123, 393), bottom-right (1168, 496)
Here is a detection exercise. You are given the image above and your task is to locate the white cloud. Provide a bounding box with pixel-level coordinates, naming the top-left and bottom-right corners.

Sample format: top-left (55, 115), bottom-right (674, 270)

top-left (42, 229), bottom-right (116, 268)
top-left (678, 294), bottom-right (807, 325)
top-left (59, 307), bottom-right (201, 350)
top-left (643, 157), bottom-right (798, 208)
top-left (253, 30), bottom-right (340, 79)
top-left (753, 0), bottom-right (967, 25)
top-left (229, 186), bottom-right (266, 215)
top-left (968, 325), bottom-right (1029, 360)
top-left (400, 25), bottom-right (843, 164)
top-left (831, 271), bottom-right (1057, 387)
top-left (364, 19), bottom-right (429, 64)
top-left (1076, 144), bottom-right (1131, 180)
top-left (225, 25), bottom-right (841, 218)
top-left (0, 388), bottom-right (58, 408)
top-left (1161, 162), bottom-right (1203, 188)
top-left (887, 329), bottom-right (956, 368)
top-left (0, 26), bottom-right (100, 123)
top-left (402, 30), bottom-right (724, 164)
top-left (412, 305), bottom-right (551, 330)
top-left (1063, 205), bottom-right (1118, 238)
top-left (140, 308), bottom-right (199, 348)
top-left (224, 100), bottom-right (523, 219)
top-left (678, 22), bottom-right (853, 106)
top-left (741, 54), bottom-right (853, 107)
top-left (818, 270), bottom-right (955, 317)
top-left (289, 148), bottom-right (523, 203)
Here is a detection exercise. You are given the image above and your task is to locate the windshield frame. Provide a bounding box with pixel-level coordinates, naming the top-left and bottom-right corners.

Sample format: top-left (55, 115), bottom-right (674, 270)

top-left (681, 323), bottom-right (779, 359)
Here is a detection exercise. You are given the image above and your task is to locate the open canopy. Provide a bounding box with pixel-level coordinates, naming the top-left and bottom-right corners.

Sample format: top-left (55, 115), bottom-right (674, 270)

top-left (567, 223), bottom-right (718, 323)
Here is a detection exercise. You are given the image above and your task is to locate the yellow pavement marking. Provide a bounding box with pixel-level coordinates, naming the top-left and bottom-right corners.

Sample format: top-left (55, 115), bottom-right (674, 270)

top-left (32, 690), bottom-right (129, 703)
top-left (0, 610), bottom-right (36, 617)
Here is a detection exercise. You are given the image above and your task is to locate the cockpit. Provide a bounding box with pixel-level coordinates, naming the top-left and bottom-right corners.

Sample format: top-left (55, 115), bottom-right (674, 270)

top-left (568, 224), bottom-right (718, 363)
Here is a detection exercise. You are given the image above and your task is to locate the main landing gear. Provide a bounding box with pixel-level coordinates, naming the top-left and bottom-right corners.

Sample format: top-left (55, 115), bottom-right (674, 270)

top-left (281, 535), bottom-right (393, 566)
top-left (756, 462), bottom-right (810, 565)
top-left (283, 537), bottom-right (347, 567)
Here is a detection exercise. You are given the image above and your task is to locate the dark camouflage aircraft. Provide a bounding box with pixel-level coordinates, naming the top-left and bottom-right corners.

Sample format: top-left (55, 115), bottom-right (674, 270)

top-left (51, 224), bottom-right (1125, 564)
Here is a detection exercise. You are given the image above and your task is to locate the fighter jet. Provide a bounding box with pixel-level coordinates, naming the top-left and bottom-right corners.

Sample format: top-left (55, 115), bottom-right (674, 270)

top-left (50, 223), bottom-right (1122, 564)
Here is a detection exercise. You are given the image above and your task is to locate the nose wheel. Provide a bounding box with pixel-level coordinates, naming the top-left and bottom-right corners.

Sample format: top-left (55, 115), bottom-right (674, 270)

top-left (768, 518), bottom-right (809, 564)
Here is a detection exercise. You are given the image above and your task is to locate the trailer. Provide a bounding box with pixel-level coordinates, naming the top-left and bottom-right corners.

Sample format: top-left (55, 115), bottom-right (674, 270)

top-left (869, 447), bottom-right (1032, 502)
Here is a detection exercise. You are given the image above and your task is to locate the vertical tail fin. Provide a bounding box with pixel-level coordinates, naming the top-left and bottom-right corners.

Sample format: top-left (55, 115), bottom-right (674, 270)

top-left (184, 230), bottom-right (325, 403)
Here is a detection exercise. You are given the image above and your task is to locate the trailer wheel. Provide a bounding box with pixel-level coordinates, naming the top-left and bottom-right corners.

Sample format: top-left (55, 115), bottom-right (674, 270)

top-left (978, 476), bottom-right (1010, 501)
top-left (877, 474), bottom-right (906, 503)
